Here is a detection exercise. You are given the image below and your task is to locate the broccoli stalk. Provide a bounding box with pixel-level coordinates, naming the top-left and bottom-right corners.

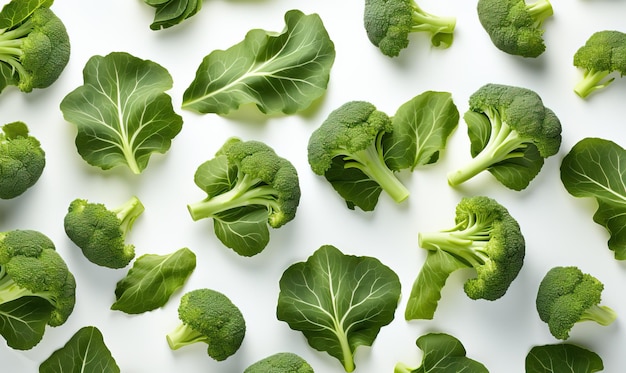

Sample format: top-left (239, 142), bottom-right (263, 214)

top-left (580, 304), bottom-right (617, 326)
top-left (526, 0), bottom-right (554, 26)
top-left (573, 30), bottom-right (626, 98)
top-left (410, 2), bottom-right (456, 47)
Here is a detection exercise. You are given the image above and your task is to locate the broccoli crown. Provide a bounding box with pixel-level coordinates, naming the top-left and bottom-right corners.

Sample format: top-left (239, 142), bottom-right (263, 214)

top-left (0, 229), bottom-right (76, 327)
top-left (188, 138), bottom-right (300, 228)
top-left (244, 352), bottom-right (314, 373)
top-left (573, 30), bottom-right (626, 98)
top-left (418, 196), bottom-right (525, 300)
top-left (166, 288), bottom-right (246, 361)
top-left (364, 0), bottom-right (456, 57)
top-left (536, 266), bottom-right (617, 340)
top-left (0, 6), bottom-right (70, 92)
top-left (63, 196), bottom-right (144, 269)
top-left (0, 121), bottom-right (45, 199)
top-left (477, 0), bottom-right (553, 57)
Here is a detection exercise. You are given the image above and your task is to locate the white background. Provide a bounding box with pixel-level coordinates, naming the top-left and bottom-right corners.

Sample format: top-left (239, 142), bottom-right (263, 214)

top-left (1, 0), bottom-right (626, 372)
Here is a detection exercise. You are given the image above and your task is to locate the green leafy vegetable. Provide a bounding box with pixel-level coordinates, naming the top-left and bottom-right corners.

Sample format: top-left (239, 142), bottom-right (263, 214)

top-left (39, 326), bottom-right (120, 373)
top-left (182, 9), bottom-right (335, 115)
top-left (525, 343), bottom-right (604, 373)
top-left (60, 51), bottom-right (183, 174)
top-left (144, 0), bottom-right (202, 30)
top-left (395, 332), bottom-right (489, 373)
top-left (276, 245), bottom-right (401, 372)
top-left (111, 247), bottom-right (196, 314)
top-left (560, 137), bottom-right (626, 260)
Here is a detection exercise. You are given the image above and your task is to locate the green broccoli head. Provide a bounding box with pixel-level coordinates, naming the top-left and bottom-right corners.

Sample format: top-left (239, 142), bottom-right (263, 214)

top-left (166, 288), bottom-right (246, 361)
top-left (536, 266), bottom-right (617, 340)
top-left (477, 0), bottom-right (553, 58)
top-left (0, 229), bottom-right (76, 349)
top-left (406, 196), bottom-right (525, 320)
top-left (364, 0), bottom-right (456, 57)
top-left (63, 196), bottom-right (145, 269)
top-left (447, 83), bottom-right (562, 190)
top-left (0, 3), bottom-right (70, 93)
top-left (0, 121), bottom-right (45, 199)
top-left (308, 101), bottom-right (409, 211)
top-left (573, 30), bottom-right (626, 98)
top-left (244, 352), bottom-right (314, 373)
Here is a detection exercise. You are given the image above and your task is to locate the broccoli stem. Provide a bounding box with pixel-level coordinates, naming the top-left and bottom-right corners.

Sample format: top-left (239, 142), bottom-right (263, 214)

top-left (0, 19), bottom-right (33, 81)
top-left (526, 0), bottom-right (554, 26)
top-left (166, 323), bottom-right (206, 350)
top-left (574, 69), bottom-right (614, 98)
top-left (112, 196), bottom-right (145, 237)
top-left (0, 268), bottom-right (53, 305)
top-left (187, 173), bottom-right (280, 220)
top-left (411, 3), bottom-right (456, 35)
top-left (418, 226), bottom-right (490, 268)
top-left (580, 304), bottom-right (617, 326)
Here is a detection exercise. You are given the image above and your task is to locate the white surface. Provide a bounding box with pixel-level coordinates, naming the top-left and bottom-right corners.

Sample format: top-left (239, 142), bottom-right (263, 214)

top-left (1, 0), bottom-right (626, 372)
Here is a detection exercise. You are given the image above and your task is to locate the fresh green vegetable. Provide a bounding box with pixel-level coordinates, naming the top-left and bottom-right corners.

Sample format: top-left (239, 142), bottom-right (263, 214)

top-left (560, 138), bottom-right (626, 260)
top-left (244, 352), bottom-right (314, 373)
top-left (394, 332), bottom-right (489, 373)
top-left (187, 137), bottom-right (300, 257)
top-left (63, 196), bottom-right (145, 269)
top-left (0, 0), bottom-right (70, 93)
top-left (476, 0), bottom-right (553, 58)
top-left (363, 0), bottom-right (456, 57)
top-left (0, 121), bottom-right (45, 199)
top-left (405, 196), bottom-right (524, 320)
top-left (182, 9), bottom-right (335, 115)
top-left (166, 288), bottom-right (246, 361)
top-left (536, 266), bottom-right (616, 340)
top-left (525, 343), bottom-right (604, 373)
top-left (59, 51), bottom-right (183, 174)
top-left (144, 0), bottom-right (202, 30)
top-left (447, 83), bottom-right (562, 190)
top-left (573, 30), bottom-right (626, 98)
top-left (0, 229), bottom-right (75, 350)
top-left (111, 247), bottom-right (196, 314)
top-left (277, 245), bottom-right (401, 372)
top-left (39, 326), bottom-right (120, 373)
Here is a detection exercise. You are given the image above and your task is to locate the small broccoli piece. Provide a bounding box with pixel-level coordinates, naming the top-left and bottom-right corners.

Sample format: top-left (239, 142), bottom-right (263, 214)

top-left (166, 288), bottom-right (246, 361)
top-left (447, 83), bottom-right (561, 190)
top-left (405, 196), bottom-right (525, 320)
top-left (477, 0), bottom-right (553, 58)
top-left (573, 30), bottom-right (626, 99)
top-left (0, 229), bottom-right (76, 350)
top-left (0, 2), bottom-right (70, 93)
top-left (63, 196), bottom-right (145, 269)
top-left (364, 0), bottom-right (456, 57)
top-left (0, 121), bottom-right (45, 199)
top-left (187, 137), bottom-right (300, 256)
top-left (536, 266), bottom-right (617, 340)
top-left (244, 352), bottom-right (314, 373)
top-left (308, 101), bottom-right (409, 211)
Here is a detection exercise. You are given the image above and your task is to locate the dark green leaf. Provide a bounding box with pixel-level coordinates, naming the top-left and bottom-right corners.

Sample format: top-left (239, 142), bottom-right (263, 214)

top-left (0, 297), bottom-right (52, 350)
top-left (213, 207), bottom-right (270, 256)
top-left (147, 0), bottom-right (202, 30)
top-left (323, 156), bottom-right (382, 211)
top-left (525, 343), bottom-right (603, 373)
top-left (397, 333), bottom-right (488, 372)
top-left (0, 0), bottom-right (53, 29)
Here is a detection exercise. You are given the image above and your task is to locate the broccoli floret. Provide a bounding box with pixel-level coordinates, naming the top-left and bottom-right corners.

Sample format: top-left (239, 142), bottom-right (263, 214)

top-left (308, 101), bottom-right (409, 211)
top-left (244, 352), bottom-right (314, 373)
top-left (573, 30), bottom-right (626, 99)
top-left (0, 121), bottom-right (45, 199)
top-left (187, 137), bottom-right (300, 256)
top-left (166, 288), bottom-right (246, 361)
top-left (63, 196), bottom-right (145, 269)
top-left (447, 83), bottom-right (561, 191)
top-left (0, 2), bottom-right (70, 93)
top-left (364, 0), bottom-right (456, 57)
top-left (477, 0), bottom-right (553, 58)
top-left (0, 229), bottom-right (76, 350)
top-left (536, 266), bottom-right (617, 340)
top-left (405, 196), bottom-right (525, 320)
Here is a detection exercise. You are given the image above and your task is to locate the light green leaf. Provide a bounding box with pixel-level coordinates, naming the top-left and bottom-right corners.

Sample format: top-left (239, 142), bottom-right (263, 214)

top-left (182, 9), bottom-right (335, 115)
top-left (277, 245), bottom-right (401, 372)
top-left (60, 52), bottom-right (183, 174)
top-left (525, 343), bottom-right (603, 373)
top-left (0, 0), bottom-right (53, 29)
top-left (39, 326), bottom-right (120, 373)
top-left (111, 248), bottom-right (196, 314)
top-left (213, 208), bottom-right (270, 257)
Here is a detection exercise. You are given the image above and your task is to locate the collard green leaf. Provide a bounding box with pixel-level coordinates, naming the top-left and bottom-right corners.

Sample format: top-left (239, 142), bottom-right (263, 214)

top-left (323, 156), bottom-right (383, 211)
top-left (0, 297), bottom-right (53, 350)
top-left (0, 0), bottom-right (53, 29)
top-left (213, 207), bottom-right (270, 257)
top-left (560, 138), bottom-right (626, 259)
top-left (60, 52), bottom-right (183, 174)
top-left (39, 326), bottom-right (120, 373)
top-left (0, 63), bottom-right (17, 93)
top-left (182, 9), bottom-right (335, 115)
top-left (111, 248), bottom-right (196, 314)
top-left (525, 343), bottom-right (604, 373)
top-left (145, 0), bottom-right (202, 30)
top-left (277, 245), bottom-right (401, 372)
top-left (383, 91), bottom-right (459, 171)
